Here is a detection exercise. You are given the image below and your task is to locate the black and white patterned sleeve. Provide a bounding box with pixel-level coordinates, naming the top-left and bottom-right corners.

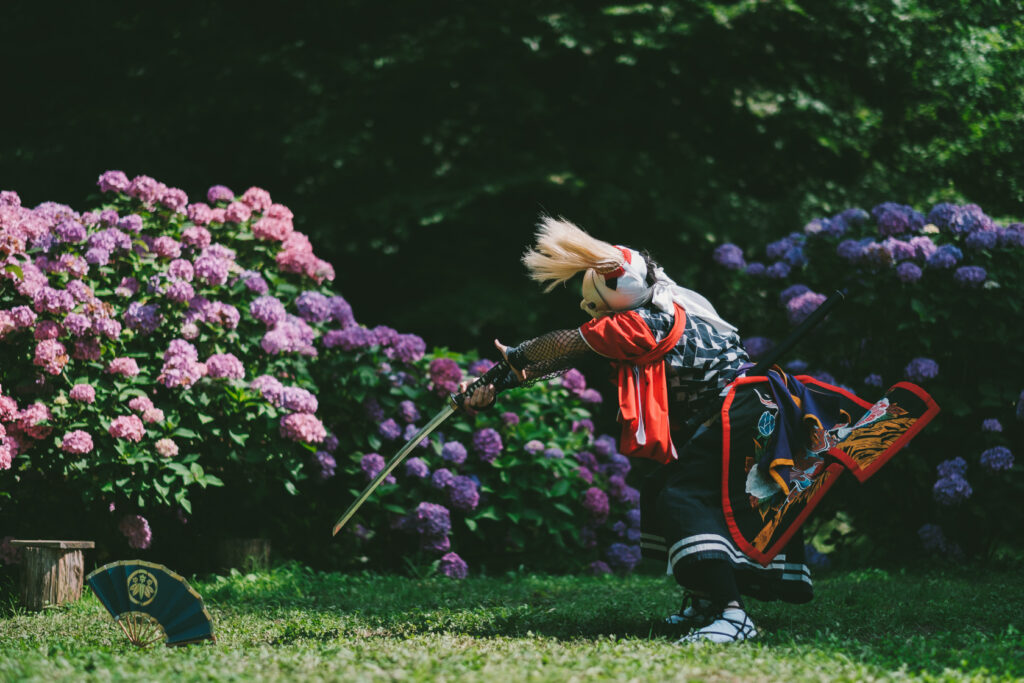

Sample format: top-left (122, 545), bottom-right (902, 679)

top-left (504, 328), bottom-right (595, 382)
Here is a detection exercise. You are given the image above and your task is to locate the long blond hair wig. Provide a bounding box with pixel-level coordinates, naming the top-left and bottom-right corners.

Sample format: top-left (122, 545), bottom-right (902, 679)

top-left (521, 216), bottom-right (624, 292)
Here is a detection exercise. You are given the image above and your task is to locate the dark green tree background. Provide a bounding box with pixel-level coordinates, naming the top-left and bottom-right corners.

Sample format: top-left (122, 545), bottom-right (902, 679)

top-left (3, 1), bottom-right (1022, 351)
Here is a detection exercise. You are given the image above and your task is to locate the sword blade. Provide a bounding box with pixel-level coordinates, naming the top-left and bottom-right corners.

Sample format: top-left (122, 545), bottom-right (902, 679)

top-left (332, 401), bottom-right (456, 536)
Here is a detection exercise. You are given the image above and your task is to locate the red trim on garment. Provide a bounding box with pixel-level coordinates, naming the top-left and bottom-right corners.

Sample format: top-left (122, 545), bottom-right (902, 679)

top-left (719, 375), bottom-right (939, 566)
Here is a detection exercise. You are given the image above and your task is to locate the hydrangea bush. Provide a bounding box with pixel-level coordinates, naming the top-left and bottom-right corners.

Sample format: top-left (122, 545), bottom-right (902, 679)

top-left (0, 173), bottom-right (640, 577)
top-left (710, 201), bottom-right (1022, 562)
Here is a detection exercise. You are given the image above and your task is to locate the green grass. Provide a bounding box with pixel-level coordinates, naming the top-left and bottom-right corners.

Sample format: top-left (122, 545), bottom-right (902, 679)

top-left (1, 564), bottom-right (1021, 681)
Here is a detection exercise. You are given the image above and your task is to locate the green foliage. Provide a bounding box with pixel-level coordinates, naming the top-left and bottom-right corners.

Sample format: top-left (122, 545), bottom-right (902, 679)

top-left (0, 564), bottom-right (1021, 680)
top-left (4, 2), bottom-right (1024, 349)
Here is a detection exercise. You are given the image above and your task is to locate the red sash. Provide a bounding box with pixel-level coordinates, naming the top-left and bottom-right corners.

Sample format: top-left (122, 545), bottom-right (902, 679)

top-left (580, 304), bottom-right (686, 463)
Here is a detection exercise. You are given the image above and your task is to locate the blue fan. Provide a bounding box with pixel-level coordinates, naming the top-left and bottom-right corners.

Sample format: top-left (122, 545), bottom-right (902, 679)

top-left (86, 560), bottom-right (216, 647)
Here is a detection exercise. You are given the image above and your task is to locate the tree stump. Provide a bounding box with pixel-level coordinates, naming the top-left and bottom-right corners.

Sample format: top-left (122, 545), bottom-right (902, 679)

top-left (10, 540), bottom-right (95, 610)
top-left (218, 538), bottom-right (270, 572)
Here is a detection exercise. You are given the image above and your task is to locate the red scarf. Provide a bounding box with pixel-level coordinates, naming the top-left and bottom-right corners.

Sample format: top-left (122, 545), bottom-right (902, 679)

top-left (579, 304), bottom-right (686, 463)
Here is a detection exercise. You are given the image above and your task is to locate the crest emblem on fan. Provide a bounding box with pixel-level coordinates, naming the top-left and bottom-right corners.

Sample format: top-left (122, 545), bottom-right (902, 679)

top-left (86, 560), bottom-right (216, 647)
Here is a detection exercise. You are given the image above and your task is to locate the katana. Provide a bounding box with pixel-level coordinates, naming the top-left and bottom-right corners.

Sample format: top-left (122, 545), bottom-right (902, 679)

top-left (332, 359), bottom-right (517, 536)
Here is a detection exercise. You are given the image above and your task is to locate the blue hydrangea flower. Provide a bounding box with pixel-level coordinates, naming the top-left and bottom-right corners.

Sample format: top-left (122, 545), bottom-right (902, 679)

top-left (864, 373), bottom-right (883, 388)
top-left (896, 262), bottom-right (922, 284)
top-left (937, 457), bottom-right (967, 479)
top-left (713, 243), bottom-right (745, 270)
top-left (981, 418), bottom-right (1002, 432)
top-left (925, 244), bottom-right (963, 269)
top-left (953, 265), bottom-right (986, 288)
top-left (905, 357), bottom-right (939, 382)
top-left (980, 446), bottom-right (1014, 472)
top-left (605, 543), bottom-right (642, 573)
top-left (933, 474), bottom-right (972, 505)
top-left (917, 523), bottom-right (948, 553)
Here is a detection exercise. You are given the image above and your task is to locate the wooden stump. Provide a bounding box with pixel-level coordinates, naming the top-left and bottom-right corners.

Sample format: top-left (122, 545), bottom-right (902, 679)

top-left (218, 538), bottom-right (270, 572)
top-left (10, 540), bottom-right (95, 610)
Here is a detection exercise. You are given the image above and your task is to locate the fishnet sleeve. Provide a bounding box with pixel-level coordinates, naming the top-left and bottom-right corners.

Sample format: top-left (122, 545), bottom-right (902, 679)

top-left (505, 328), bottom-right (595, 383)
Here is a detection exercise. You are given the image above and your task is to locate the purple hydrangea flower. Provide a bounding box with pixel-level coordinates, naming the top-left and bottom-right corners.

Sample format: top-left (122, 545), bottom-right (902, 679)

top-left (449, 475), bottom-right (480, 511)
top-left (743, 336), bottom-right (773, 360)
top-left (981, 418), bottom-right (1002, 433)
top-left (386, 333), bottom-right (427, 364)
top-left (295, 291), bottom-right (331, 322)
top-left (250, 296), bottom-right (287, 327)
top-left (441, 441), bottom-right (467, 465)
top-left (573, 419), bottom-right (595, 434)
top-left (778, 284), bottom-right (810, 306)
top-left (937, 457), bottom-right (967, 479)
top-left (360, 453), bottom-right (395, 484)
top-left (786, 291), bottom-right (826, 325)
top-left (501, 412), bottom-right (520, 427)
top-left (580, 388), bottom-right (603, 404)
top-left (582, 487), bottom-right (609, 522)
top-left (124, 302), bottom-right (161, 334)
top-left (524, 440), bottom-right (545, 455)
top-left (561, 368), bottom-right (586, 396)
top-left (605, 543), bottom-right (642, 573)
top-left (925, 244), bottom-right (963, 269)
top-left (315, 451), bottom-right (336, 480)
top-left (896, 262), bottom-right (922, 284)
top-left (468, 358), bottom-right (496, 376)
top-left (953, 265), bottom-right (986, 288)
top-left (908, 236), bottom-right (938, 262)
top-left (745, 262), bottom-right (767, 277)
top-left (403, 423), bottom-right (429, 448)
top-left (948, 204), bottom-right (993, 234)
top-left (97, 170), bottom-right (130, 193)
top-left (933, 474), bottom-right (972, 505)
top-left (431, 468), bottom-right (454, 489)
top-left (786, 359), bottom-right (809, 373)
top-left (836, 239), bottom-right (865, 262)
top-left (398, 400), bottom-right (420, 424)
top-left (766, 261), bottom-right (791, 279)
top-left (405, 457), bottom-right (430, 478)
top-left (543, 447), bottom-right (564, 460)
top-left (472, 428), bottom-right (503, 463)
top-left (207, 185), bottom-right (235, 203)
top-left (415, 502), bottom-right (451, 537)
top-left (575, 451), bottom-right (599, 470)
top-left (328, 296), bottom-right (355, 327)
top-left (713, 243), bottom-right (745, 270)
top-left (429, 358), bottom-right (463, 395)
top-left (281, 387), bottom-right (318, 413)
top-left (979, 446), bottom-right (1014, 472)
top-left (593, 435), bottom-right (617, 458)
top-left (323, 326), bottom-right (376, 351)
top-left (905, 357), bottom-right (939, 382)
top-left (965, 229), bottom-right (998, 250)
top-left (625, 508), bottom-right (641, 527)
top-left (872, 202), bottom-right (920, 237)
top-left (588, 561), bottom-right (612, 575)
top-left (438, 552), bottom-right (468, 579)
top-left (926, 203), bottom-right (958, 230)
top-left (206, 353), bottom-right (245, 379)
top-left (766, 238), bottom-right (793, 260)
top-left (379, 419), bottom-right (402, 441)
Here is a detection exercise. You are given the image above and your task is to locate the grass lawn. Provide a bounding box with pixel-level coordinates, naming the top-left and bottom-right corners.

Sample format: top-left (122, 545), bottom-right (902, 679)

top-left (1, 563), bottom-right (1021, 681)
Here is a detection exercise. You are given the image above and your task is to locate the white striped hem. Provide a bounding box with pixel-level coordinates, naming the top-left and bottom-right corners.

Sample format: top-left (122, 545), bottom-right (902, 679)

top-left (667, 533), bottom-right (811, 584)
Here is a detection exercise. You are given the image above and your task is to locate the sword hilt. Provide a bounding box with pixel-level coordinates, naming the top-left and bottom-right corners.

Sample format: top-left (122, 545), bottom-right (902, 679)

top-left (451, 358), bottom-right (519, 409)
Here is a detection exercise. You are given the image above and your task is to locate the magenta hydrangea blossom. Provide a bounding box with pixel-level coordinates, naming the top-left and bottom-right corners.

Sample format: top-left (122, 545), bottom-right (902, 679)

top-left (429, 358), bottom-right (462, 395)
top-left (582, 487), bottom-right (610, 522)
top-left (61, 430), bottom-right (94, 454)
top-left (279, 413), bottom-right (326, 444)
top-left (109, 415), bottom-right (145, 442)
top-left (119, 514), bottom-right (152, 550)
top-left (438, 552), bottom-right (468, 579)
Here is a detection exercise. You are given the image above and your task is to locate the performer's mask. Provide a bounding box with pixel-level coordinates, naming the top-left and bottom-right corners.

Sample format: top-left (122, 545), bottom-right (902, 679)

top-left (580, 247), bottom-right (651, 318)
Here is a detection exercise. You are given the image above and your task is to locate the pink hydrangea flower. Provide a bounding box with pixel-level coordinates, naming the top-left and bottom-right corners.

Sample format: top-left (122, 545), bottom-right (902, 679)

top-left (106, 357), bottom-right (140, 377)
top-left (152, 236), bottom-right (182, 259)
top-left (141, 408), bottom-right (164, 424)
top-left (119, 514), bottom-right (152, 549)
top-left (33, 339), bottom-right (69, 375)
top-left (128, 395), bottom-right (154, 413)
top-left (181, 226), bottom-right (212, 249)
top-left (69, 384), bottom-right (96, 403)
top-left (206, 353), bottom-right (245, 379)
top-left (241, 187), bottom-right (272, 212)
top-left (225, 201), bottom-right (252, 223)
top-left (61, 430), bottom-right (94, 454)
top-left (279, 413), bottom-right (326, 444)
top-left (109, 415), bottom-right (145, 442)
top-left (155, 438), bottom-right (179, 458)
top-left (33, 319), bottom-right (62, 340)
top-left (18, 402), bottom-right (53, 440)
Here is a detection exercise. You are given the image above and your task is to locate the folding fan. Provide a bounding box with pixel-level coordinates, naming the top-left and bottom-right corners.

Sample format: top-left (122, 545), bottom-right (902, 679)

top-left (86, 560), bottom-right (216, 647)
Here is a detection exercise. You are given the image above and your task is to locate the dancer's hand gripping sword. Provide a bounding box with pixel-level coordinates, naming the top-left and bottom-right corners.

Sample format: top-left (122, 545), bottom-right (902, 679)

top-left (332, 359), bottom-right (518, 536)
